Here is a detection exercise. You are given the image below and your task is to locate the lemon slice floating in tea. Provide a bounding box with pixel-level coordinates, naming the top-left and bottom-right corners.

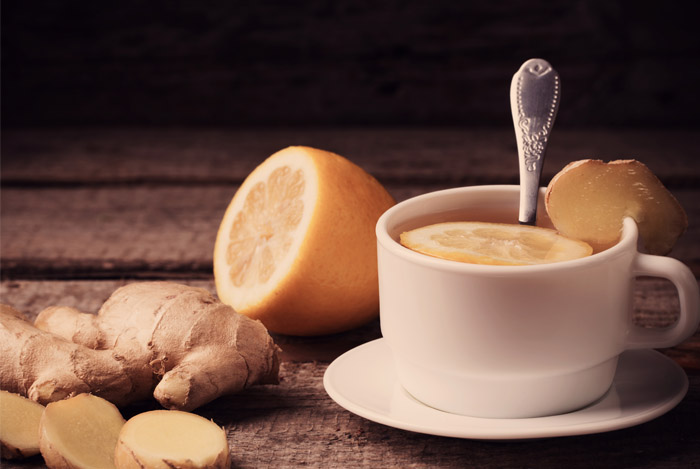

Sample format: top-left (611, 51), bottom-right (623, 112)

top-left (400, 222), bottom-right (592, 266)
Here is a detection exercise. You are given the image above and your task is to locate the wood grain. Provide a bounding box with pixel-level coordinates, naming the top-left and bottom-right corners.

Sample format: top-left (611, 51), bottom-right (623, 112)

top-left (1, 127), bottom-right (699, 468)
top-left (2, 185), bottom-right (698, 278)
top-left (6, 366), bottom-right (699, 469)
top-left (3, 128), bottom-right (699, 186)
top-left (3, 349), bottom-right (700, 468)
top-left (1, 280), bottom-right (699, 468)
top-left (2, 129), bottom-right (699, 278)
top-left (1, 278), bottom-right (697, 369)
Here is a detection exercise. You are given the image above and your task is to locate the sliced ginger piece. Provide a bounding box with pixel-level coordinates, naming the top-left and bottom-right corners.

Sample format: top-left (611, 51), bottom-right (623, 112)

top-left (39, 393), bottom-right (125, 469)
top-left (114, 410), bottom-right (230, 469)
top-left (400, 221), bottom-right (592, 266)
top-left (0, 390), bottom-right (45, 459)
top-left (545, 159), bottom-right (687, 254)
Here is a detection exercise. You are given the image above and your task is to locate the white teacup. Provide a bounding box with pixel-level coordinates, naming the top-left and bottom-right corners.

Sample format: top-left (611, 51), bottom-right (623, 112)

top-left (376, 185), bottom-right (699, 418)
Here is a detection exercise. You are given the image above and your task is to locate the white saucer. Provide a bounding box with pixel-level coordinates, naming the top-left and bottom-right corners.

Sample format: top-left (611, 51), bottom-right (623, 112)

top-left (323, 338), bottom-right (689, 440)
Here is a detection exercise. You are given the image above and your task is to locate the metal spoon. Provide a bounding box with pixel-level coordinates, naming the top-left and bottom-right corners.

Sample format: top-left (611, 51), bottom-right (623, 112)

top-left (510, 58), bottom-right (560, 225)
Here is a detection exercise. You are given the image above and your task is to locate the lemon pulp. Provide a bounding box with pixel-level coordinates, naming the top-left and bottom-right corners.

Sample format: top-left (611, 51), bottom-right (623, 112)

top-left (226, 166), bottom-right (306, 287)
top-left (213, 145), bottom-right (395, 335)
top-left (400, 221), bottom-right (592, 266)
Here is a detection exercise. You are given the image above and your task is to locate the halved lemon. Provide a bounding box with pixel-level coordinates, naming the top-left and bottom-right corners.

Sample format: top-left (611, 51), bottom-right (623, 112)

top-left (214, 146), bottom-right (395, 336)
top-left (400, 222), bottom-right (592, 266)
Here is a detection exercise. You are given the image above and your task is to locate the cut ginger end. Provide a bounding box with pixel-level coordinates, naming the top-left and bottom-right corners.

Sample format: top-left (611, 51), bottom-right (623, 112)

top-left (0, 390), bottom-right (45, 460)
top-left (545, 159), bottom-right (687, 255)
top-left (114, 410), bottom-right (230, 469)
top-left (39, 393), bottom-right (125, 469)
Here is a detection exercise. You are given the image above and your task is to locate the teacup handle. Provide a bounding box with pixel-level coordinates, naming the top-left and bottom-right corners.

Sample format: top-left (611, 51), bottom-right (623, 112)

top-left (625, 253), bottom-right (700, 349)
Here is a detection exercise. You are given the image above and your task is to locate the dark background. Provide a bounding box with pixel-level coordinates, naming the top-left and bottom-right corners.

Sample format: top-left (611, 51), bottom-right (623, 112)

top-left (2, 0), bottom-right (700, 128)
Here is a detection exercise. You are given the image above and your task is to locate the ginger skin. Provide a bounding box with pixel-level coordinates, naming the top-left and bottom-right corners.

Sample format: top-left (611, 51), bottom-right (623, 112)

top-left (1, 282), bottom-right (280, 411)
top-left (0, 305), bottom-right (137, 407)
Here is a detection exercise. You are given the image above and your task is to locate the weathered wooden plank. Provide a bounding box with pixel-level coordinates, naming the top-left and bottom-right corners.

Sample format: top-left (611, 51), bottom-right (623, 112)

top-left (2, 185), bottom-right (698, 277)
top-left (0, 279), bottom-right (382, 364)
top-left (0, 361), bottom-right (698, 469)
top-left (159, 367), bottom-right (700, 469)
top-left (2, 128), bottom-right (699, 187)
top-left (1, 279), bottom-right (698, 467)
top-left (1, 279), bottom-right (698, 369)
top-left (0, 185), bottom-right (225, 278)
top-left (177, 370), bottom-right (700, 469)
top-left (2, 125), bottom-right (699, 468)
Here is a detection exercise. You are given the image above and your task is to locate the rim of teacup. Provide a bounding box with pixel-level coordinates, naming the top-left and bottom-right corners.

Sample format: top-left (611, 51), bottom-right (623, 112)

top-left (376, 185), bottom-right (638, 274)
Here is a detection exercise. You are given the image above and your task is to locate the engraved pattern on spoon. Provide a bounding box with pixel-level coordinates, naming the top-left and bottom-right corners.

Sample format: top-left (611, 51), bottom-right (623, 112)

top-left (515, 62), bottom-right (560, 172)
top-left (511, 58), bottom-right (561, 225)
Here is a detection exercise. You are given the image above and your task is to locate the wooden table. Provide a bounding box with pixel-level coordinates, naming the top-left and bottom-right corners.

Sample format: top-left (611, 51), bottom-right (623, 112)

top-left (2, 127), bottom-right (699, 468)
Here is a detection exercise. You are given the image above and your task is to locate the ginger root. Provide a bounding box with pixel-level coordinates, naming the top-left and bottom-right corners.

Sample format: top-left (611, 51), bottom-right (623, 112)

top-left (0, 304), bottom-right (136, 406)
top-left (114, 410), bottom-right (230, 469)
top-left (1, 282), bottom-right (280, 411)
top-left (39, 393), bottom-right (125, 469)
top-left (545, 159), bottom-right (687, 254)
top-left (0, 390), bottom-right (45, 459)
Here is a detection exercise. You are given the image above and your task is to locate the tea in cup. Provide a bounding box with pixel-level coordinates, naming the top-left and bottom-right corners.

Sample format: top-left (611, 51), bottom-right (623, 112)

top-left (376, 185), bottom-right (699, 418)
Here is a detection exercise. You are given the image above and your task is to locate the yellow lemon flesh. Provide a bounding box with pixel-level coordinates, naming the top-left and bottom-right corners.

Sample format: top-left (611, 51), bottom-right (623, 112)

top-left (214, 146), bottom-right (395, 336)
top-left (400, 222), bottom-right (592, 266)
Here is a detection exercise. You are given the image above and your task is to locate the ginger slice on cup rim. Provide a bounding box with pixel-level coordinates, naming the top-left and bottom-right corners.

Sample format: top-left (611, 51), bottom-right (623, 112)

top-left (545, 159), bottom-right (687, 255)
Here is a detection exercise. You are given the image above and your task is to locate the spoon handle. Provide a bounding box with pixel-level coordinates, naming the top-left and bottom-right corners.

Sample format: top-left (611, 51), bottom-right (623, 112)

top-left (510, 58), bottom-right (560, 225)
